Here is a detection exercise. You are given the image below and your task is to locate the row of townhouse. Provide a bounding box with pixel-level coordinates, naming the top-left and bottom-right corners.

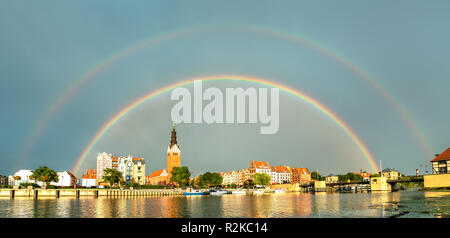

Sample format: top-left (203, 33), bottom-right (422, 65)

top-left (221, 161), bottom-right (311, 186)
top-left (96, 152), bottom-right (146, 185)
top-left (250, 161), bottom-right (311, 185)
top-left (221, 169), bottom-right (250, 186)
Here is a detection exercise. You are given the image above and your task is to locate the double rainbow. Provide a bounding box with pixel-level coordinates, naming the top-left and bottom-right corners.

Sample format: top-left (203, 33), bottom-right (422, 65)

top-left (19, 26), bottom-right (430, 172)
top-left (72, 75), bottom-right (379, 175)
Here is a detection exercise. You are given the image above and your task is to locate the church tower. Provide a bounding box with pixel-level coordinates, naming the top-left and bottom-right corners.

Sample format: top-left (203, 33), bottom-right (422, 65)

top-left (167, 124), bottom-right (181, 181)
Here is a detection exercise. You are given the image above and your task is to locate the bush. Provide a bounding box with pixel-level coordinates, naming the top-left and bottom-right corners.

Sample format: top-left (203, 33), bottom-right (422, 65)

top-left (140, 184), bottom-right (165, 189)
top-left (46, 185), bottom-right (59, 189)
top-left (19, 183), bottom-right (40, 188)
top-left (0, 185), bottom-right (13, 189)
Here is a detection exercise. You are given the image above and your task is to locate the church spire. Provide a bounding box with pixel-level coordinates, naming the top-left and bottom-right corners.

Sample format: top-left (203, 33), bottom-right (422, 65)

top-left (169, 124), bottom-right (177, 148)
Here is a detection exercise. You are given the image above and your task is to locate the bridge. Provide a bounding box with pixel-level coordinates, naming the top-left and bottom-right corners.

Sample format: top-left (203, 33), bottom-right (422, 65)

top-left (299, 176), bottom-right (424, 190)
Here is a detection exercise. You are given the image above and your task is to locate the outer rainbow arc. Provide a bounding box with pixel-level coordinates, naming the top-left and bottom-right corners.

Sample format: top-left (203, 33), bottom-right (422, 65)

top-left (72, 75), bottom-right (379, 175)
top-left (21, 26), bottom-right (432, 169)
top-left (18, 27), bottom-right (212, 165)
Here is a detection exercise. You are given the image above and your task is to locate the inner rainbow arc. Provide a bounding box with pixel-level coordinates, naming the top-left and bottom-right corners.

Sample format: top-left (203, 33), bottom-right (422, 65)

top-left (72, 75), bottom-right (379, 175)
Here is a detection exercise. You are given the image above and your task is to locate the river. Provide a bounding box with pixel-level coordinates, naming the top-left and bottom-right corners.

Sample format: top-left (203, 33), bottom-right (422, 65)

top-left (0, 190), bottom-right (449, 218)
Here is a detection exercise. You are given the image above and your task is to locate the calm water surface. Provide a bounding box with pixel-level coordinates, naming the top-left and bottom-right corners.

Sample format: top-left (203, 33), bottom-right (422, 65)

top-left (1, 190), bottom-right (449, 218)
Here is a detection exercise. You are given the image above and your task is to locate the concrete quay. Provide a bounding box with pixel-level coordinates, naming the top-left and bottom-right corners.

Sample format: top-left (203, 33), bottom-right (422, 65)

top-left (0, 189), bottom-right (183, 199)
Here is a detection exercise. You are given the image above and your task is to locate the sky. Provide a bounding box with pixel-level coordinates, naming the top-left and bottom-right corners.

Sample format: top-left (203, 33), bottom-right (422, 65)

top-left (1, 0), bottom-right (449, 177)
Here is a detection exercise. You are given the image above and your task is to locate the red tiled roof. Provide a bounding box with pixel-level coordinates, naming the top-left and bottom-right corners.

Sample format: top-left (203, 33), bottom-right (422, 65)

top-left (149, 169), bottom-right (167, 178)
top-left (251, 161), bottom-right (270, 169)
top-left (133, 157), bottom-right (143, 161)
top-left (353, 172), bottom-right (372, 178)
top-left (431, 148), bottom-right (450, 162)
top-left (275, 166), bottom-right (290, 173)
top-left (294, 168), bottom-right (310, 175)
top-left (82, 169), bottom-right (97, 179)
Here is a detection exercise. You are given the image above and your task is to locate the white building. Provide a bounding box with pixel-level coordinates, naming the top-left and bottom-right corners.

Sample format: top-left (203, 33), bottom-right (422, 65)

top-left (49, 171), bottom-right (76, 187)
top-left (82, 169), bottom-right (97, 187)
top-left (272, 166), bottom-right (291, 184)
top-left (249, 161), bottom-right (272, 180)
top-left (96, 152), bottom-right (113, 181)
top-left (8, 175), bottom-right (15, 186)
top-left (117, 155), bottom-right (133, 182)
top-left (13, 170), bottom-right (34, 186)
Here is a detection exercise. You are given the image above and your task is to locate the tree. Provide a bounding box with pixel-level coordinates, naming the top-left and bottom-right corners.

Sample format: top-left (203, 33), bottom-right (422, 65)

top-left (254, 173), bottom-right (271, 186)
top-left (33, 166), bottom-right (58, 187)
top-left (370, 174), bottom-right (381, 178)
top-left (243, 179), bottom-right (255, 188)
top-left (338, 173), bottom-right (364, 182)
top-left (311, 171), bottom-right (325, 181)
top-left (170, 166), bottom-right (191, 187)
top-left (198, 172), bottom-right (223, 188)
top-left (103, 168), bottom-right (122, 187)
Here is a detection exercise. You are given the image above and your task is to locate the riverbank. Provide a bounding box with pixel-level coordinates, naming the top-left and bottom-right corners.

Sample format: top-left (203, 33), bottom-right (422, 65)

top-left (0, 188), bottom-right (183, 198)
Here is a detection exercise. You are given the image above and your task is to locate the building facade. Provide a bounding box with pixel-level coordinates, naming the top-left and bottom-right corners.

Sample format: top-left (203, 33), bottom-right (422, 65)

top-left (249, 161), bottom-right (271, 180)
top-left (50, 171), bottom-right (77, 187)
top-left (325, 175), bottom-right (339, 184)
top-left (167, 126), bottom-right (181, 181)
top-left (97, 152), bottom-right (146, 184)
top-left (381, 169), bottom-right (399, 180)
top-left (147, 125), bottom-right (181, 186)
top-left (0, 175), bottom-right (7, 186)
top-left (96, 152), bottom-right (113, 181)
top-left (431, 148), bottom-right (450, 174)
top-left (354, 170), bottom-right (373, 182)
top-left (290, 167), bottom-right (311, 184)
top-left (13, 170), bottom-right (34, 186)
top-left (132, 158), bottom-right (146, 184)
top-left (146, 169), bottom-right (168, 185)
top-left (81, 169), bottom-right (97, 187)
top-left (270, 166), bottom-right (291, 184)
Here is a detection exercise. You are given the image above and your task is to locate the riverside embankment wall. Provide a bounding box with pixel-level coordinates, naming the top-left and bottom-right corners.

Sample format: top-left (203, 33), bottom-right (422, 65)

top-left (0, 189), bottom-right (183, 199)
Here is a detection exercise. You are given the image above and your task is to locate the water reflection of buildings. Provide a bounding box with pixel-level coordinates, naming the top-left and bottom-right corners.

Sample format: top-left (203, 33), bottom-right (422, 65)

top-left (370, 191), bottom-right (401, 217)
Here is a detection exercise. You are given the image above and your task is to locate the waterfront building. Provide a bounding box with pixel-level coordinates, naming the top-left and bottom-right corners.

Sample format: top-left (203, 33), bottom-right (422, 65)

top-left (8, 175), bottom-right (14, 186)
top-left (249, 161), bottom-right (271, 180)
top-left (112, 156), bottom-right (119, 169)
top-left (354, 170), bottom-right (373, 182)
top-left (49, 171), bottom-right (77, 187)
top-left (290, 167), bottom-right (311, 184)
top-left (0, 175), bottom-right (7, 186)
top-left (13, 169), bottom-right (34, 186)
top-left (132, 157), bottom-right (146, 184)
top-left (431, 148), bottom-right (450, 174)
top-left (325, 174), bottom-right (339, 184)
top-left (370, 176), bottom-right (390, 191)
top-left (117, 155), bottom-right (133, 182)
top-left (167, 125), bottom-right (181, 181)
top-left (97, 152), bottom-right (146, 184)
top-left (381, 169), bottom-right (399, 181)
top-left (148, 125), bottom-right (181, 186)
top-left (222, 169), bottom-right (249, 186)
top-left (269, 166), bottom-right (291, 184)
top-left (146, 169), bottom-right (168, 185)
top-left (82, 169), bottom-right (97, 187)
top-left (424, 148), bottom-right (450, 188)
top-left (240, 168), bottom-right (250, 185)
top-left (96, 152), bottom-right (113, 181)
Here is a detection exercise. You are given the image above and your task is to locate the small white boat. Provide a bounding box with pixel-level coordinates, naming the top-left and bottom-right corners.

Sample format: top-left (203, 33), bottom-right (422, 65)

top-left (274, 189), bottom-right (286, 194)
top-left (232, 190), bottom-right (246, 195)
top-left (210, 190), bottom-right (228, 195)
top-left (252, 190), bottom-right (264, 195)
